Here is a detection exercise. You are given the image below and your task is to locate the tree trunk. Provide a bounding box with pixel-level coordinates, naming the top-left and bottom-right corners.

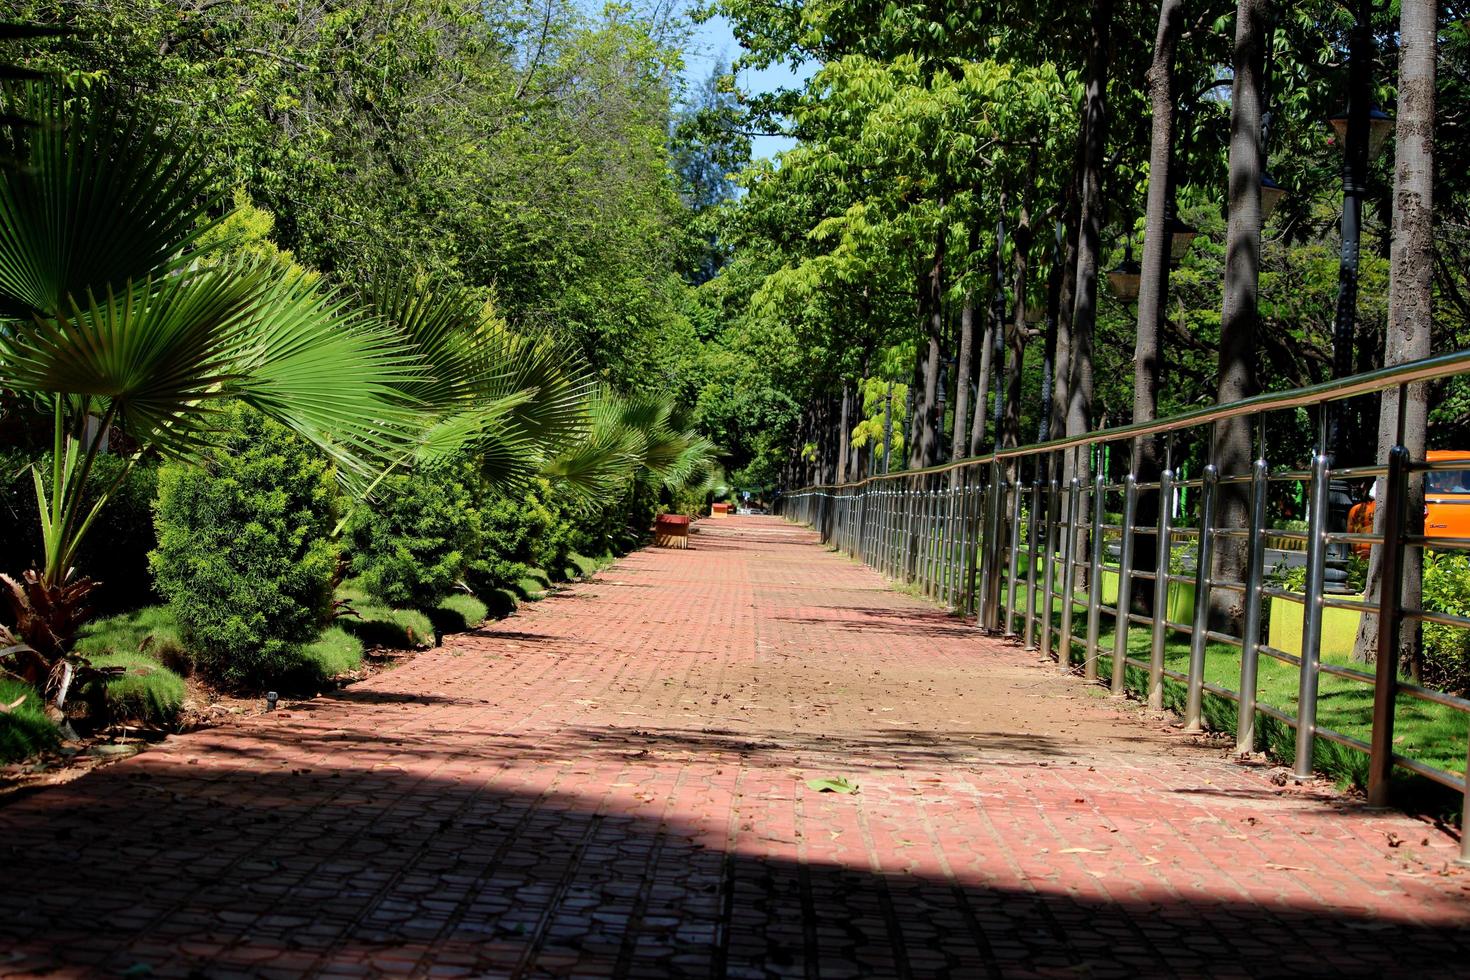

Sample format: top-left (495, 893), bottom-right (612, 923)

top-left (1210, 0), bottom-right (1267, 629)
top-left (1352, 0), bottom-right (1434, 669)
top-left (1066, 0), bottom-right (1113, 450)
top-left (923, 248), bottom-right (945, 467)
top-left (952, 225), bottom-right (980, 461)
top-left (970, 246), bottom-right (998, 456)
top-left (1065, 0), bottom-right (1113, 566)
top-left (908, 288), bottom-right (928, 470)
top-left (1004, 192), bottom-right (1033, 451)
top-left (837, 379), bottom-right (851, 484)
top-left (1052, 193), bottom-right (1080, 449)
top-left (1039, 225), bottom-right (1063, 444)
top-left (1132, 0), bottom-right (1184, 608)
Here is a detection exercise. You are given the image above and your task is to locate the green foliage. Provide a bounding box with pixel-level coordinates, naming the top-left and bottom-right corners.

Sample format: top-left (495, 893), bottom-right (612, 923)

top-left (151, 405), bottom-right (340, 687)
top-left (346, 466), bottom-right (480, 610)
top-left (1422, 552), bottom-right (1470, 693)
top-left (0, 679), bottom-right (59, 762)
top-left (335, 581), bottom-right (436, 650)
top-left (82, 651), bottom-right (186, 724)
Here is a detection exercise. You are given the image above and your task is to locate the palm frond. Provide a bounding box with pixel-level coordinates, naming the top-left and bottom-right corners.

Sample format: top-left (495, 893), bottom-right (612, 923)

top-left (0, 84), bottom-right (221, 319)
top-left (365, 273), bottom-right (511, 409)
top-left (0, 268), bottom-right (258, 457)
top-left (227, 266), bottom-right (427, 480)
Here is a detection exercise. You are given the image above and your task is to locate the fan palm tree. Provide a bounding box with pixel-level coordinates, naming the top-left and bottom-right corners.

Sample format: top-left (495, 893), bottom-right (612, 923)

top-left (0, 88), bottom-right (422, 702)
top-left (545, 389), bottom-right (721, 501)
top-left (363, 274), bottom-right (597, 491)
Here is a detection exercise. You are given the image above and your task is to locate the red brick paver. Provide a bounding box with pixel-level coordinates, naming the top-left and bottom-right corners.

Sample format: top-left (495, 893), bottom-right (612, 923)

top-left (2, 516), bottom-right (1468, 978)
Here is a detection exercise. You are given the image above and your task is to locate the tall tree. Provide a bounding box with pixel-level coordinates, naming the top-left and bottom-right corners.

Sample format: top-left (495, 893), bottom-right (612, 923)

top-left (1353, 0), bottom-right (1436, 667)
top-left (1065, 0), bottom-right (1115, 451)
top-left (1211, 0), bottom-right (1268, 626)
top-left (1132, 0), bottom-right (1185, 606)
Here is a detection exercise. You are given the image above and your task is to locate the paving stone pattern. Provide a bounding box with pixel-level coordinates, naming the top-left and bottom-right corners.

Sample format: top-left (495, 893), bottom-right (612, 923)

top-left (2, 516), bottom-right (1469, 978)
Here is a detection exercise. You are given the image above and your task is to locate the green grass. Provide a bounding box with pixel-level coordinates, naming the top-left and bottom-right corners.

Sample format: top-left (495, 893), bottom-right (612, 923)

top-left (1002, 592), bottom-right (1469, 795)
top-left (335, 582), bottom-right (436, 649)
top-left (0, 679), bottom-right (59, 762)
top-left (429, 593), bottom-right (489, 636)
top-left (75, 606), bottom-right (190, 675)
top-left (83, 650), bottom-right (187, 724)
top-left (337, 602), bottom-right (435, 650)
top-left (298, 626), bottom-right (365, 679)
top-left (569, 551), bottom-right (614, 578)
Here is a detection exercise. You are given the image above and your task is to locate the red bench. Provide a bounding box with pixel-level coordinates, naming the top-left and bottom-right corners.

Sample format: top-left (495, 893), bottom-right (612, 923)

top-left (653, 513), bottom-right (691, 548)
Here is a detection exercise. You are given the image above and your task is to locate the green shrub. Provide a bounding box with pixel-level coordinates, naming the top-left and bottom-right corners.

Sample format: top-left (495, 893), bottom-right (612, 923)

top-left (0, 679), bottom-right (59, 762)
top-left (151, 405), bottom-right (340, 687)
top-left (431, 593), bottom-right (488, 635)
top-left (83, 651), bottom-right (186, 724)
top-left (346, 466), bottom-right (480, 609)
top-left (1423, 552), bottom-right (1470, 693)
top-left (0, 449), bottom-right (160, 614)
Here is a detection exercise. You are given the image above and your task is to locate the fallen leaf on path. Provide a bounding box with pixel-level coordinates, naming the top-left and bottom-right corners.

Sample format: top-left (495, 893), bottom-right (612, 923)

top-left (806, 777), bottom-right (858, 794)
top-left (1264, 863), bottom-right (1310, 872)
top-left (1059, 847), bottom-right (1108, 854)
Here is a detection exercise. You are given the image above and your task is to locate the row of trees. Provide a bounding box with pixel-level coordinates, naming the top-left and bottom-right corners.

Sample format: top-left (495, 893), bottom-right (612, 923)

top-left (690, 1), bottom-right (1467, 649)
top-left (693, 0), bottom-right (1464, 481)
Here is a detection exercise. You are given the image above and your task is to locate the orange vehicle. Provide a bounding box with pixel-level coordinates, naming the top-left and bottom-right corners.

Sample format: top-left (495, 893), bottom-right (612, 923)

top-left (1348, 450), bottom-right (1470, 554)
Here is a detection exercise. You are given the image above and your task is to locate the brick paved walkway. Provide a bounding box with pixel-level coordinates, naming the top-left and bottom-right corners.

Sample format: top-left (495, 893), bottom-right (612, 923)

top-left (3, 516), bottom-right (1469, 978)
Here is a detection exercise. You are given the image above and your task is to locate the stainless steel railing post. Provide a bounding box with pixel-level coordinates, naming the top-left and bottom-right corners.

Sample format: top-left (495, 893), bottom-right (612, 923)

top-left (1005, 477), bottom-right (1024, 637)
top-left (1367, 443), bottom-right (1409, 805)
top-left (1236, 456), bottom-right (1270, 754)
top-left (1058, 477), bottom-right (1081, 673)
top-left (1084, 471), bottom-right (1106, 682)
top-left (1184, 464), bottom-right (1219, 731)
top-left (1024, 471), bottom-right (1042, 650)
top-left (1111, 472), bottom-right (1139, 695)
top-left (1149, 466), bottom-right (1175, 711)
top-left (1039, 472), bottom-right (1060, 662)
top-left (1294, 450), bottom-right (1332, 777)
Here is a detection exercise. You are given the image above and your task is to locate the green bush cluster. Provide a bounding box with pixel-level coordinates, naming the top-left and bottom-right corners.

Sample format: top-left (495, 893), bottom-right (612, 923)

top-left (346, 465), bottom-right (482, 609)
top-left (1422, 552), bottom-right (1470, 693)
top-left (150, 405), bottom-right (340, 688)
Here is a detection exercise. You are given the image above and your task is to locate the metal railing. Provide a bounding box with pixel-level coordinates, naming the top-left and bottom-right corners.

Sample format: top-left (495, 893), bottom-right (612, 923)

top-left (780, 350), bottom-right (1470, 859)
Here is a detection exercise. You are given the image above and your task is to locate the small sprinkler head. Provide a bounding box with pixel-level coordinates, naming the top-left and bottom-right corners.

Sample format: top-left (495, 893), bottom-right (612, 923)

top-left (266, 691), bottom-right (279, 711)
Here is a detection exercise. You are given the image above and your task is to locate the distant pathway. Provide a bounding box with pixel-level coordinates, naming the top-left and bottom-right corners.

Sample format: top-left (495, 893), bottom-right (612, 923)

top-left (2, 515), bottom-right (1469, 978)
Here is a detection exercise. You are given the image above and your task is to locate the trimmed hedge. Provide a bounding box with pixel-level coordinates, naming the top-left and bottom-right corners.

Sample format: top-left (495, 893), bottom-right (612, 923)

top-left (151, 405), bottom-right (340, 687)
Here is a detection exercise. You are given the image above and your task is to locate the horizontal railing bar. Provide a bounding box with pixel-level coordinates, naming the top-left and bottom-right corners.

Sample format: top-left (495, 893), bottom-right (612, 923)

top-left (793, 349), bottom-right (1470, 490)
top-left (1404, 536), bottom-right (1470, 550)
top-left (1321, 595), bottom-right (1373, 612)
top-left (1204, 630), bottom-right (1243, 647)
top-left (1318, 662), bottom-right (1376, 685)
top-left (1396, 680), bottom-right (1470, 713)
top-left (1315, 726), bottom-right (1373, 756)
top-left (1254, 700), bottom-right (1299, 728)
top-left (1401, 607), bottom-right (1470, 631)
top-left (1258, 643), bottom-right (1303, 667)
top-left (1390, 753), bottom-right (1467, 792)
top-left (1202, 680), bottom-right (1240, 701)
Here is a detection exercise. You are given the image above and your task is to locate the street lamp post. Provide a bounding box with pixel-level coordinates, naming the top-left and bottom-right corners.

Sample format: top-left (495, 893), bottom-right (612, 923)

top-left (1325, 3), bottom-right (1390, 592)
